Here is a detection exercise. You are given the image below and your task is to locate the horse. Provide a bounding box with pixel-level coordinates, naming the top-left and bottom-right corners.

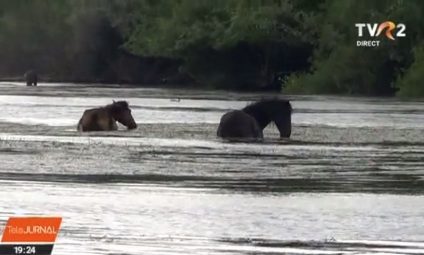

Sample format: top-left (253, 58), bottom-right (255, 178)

top-left (217, 98), bottom-right (292, 139)
top-left (24, 70), bottom-right (38, 86)
top-left (77, 100), bottom-right (137, 132)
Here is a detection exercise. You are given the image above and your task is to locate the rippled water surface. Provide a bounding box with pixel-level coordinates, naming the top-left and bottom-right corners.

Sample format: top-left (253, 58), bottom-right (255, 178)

top-left (0, 82), bottom-right (424, 254)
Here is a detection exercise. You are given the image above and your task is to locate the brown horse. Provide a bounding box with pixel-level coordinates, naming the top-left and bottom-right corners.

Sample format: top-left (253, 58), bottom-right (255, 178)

top-left (217, 98), bottom-right (292, 139)
top-left (77, 101), bottom-right (137, 131)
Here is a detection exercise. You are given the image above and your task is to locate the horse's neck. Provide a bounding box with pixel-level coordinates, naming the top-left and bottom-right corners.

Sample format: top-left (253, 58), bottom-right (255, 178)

top-left (243, 108), bottom-right (271, 130)
top-left (103, 106), bottom-right (117, 120)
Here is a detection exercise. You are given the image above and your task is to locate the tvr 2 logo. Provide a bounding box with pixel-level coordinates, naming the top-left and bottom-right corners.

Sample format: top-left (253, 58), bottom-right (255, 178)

top-left (355, 21), bottom-right (406, 47)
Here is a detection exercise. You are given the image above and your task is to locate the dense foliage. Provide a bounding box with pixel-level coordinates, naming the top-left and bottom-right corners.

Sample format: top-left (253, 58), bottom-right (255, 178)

top-left (0, 0), bottom-right (423, 97)
top-left (284, 0), bottom-right (424, 97)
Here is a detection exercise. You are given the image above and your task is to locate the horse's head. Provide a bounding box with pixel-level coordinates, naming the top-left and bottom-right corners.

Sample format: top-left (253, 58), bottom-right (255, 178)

top-left (272, 100), bottom-right (292, 138)
top-left (109, 100), bottom-right (137, 130)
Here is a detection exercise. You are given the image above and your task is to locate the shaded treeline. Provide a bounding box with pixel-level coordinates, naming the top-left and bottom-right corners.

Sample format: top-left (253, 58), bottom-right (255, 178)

top-left (0, 0), bottom-right (183, 84)
top-left (0, 0), bottom-right (423, 97)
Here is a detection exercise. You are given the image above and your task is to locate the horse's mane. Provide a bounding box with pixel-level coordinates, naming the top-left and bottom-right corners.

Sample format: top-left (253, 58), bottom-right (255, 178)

top-left (242, 98), bottom-right (292, 114)
top-left (106, 100), bottom-right (130, 111)
top-left (242, 98), bottom-right (292, 128)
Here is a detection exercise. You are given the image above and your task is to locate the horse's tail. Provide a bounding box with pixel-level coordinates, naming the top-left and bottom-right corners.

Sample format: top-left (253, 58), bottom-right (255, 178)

top-left (77, 118), bottom-right (83, 132)
top-left (217, 119), bottom-right (222, 137)
top-left (288, 100), bottom-right (293, 114)
top-left (217, 114), bottom-right (226, 137)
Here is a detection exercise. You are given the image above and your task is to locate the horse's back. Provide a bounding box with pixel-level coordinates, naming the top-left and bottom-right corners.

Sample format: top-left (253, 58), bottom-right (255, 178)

top-left (217, 110), bottom-right (262, 139)
top-left (77, 108), bottom-right (117, 131)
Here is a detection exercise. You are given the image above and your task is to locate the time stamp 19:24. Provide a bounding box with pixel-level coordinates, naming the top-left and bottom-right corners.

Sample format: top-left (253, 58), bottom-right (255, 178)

top-left (13, 246), bottom-right (36, 255)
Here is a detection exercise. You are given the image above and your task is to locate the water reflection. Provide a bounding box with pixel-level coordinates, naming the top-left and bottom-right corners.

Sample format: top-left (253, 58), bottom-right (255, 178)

top-left (0, 83), bottom-right (423, 254)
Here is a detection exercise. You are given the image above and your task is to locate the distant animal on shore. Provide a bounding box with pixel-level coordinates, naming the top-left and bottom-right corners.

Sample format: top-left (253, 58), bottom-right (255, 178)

top-left (24, 70), bottom-right (38, 86)
top-left (77, 100), bottom-right (137, 132)
top-left (217, 98), bottom-right (292, 140)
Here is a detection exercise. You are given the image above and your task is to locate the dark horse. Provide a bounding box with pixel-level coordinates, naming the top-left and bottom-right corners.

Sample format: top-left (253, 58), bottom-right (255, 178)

top-left (217, 99), bottom-right (292, 139)
top-left (77, 101), bottom-right (137, 131)
top-left (24, 70), bottom-right (38, 86)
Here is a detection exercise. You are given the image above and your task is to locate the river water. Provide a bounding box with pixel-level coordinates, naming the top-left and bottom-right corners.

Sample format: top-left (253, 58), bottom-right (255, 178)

top-left (0, 82), bottom-right (423, 254)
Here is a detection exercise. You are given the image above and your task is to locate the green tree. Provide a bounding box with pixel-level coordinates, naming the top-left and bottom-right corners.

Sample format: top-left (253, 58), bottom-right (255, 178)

top-left (285, 0), bottom-right (424, 97)
top-left (123, 0), bottom-right (317, 89)
top-left (396, 44), bottom-right (424, 98)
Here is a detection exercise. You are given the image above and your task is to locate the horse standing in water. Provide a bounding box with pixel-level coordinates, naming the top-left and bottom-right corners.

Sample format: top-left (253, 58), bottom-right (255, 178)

top-left (77, 101), bottom-right (137, 132)
top-left (217, 99), bottom-right (292, 139)
top-left (24, 70), bottom-right (38, 86)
